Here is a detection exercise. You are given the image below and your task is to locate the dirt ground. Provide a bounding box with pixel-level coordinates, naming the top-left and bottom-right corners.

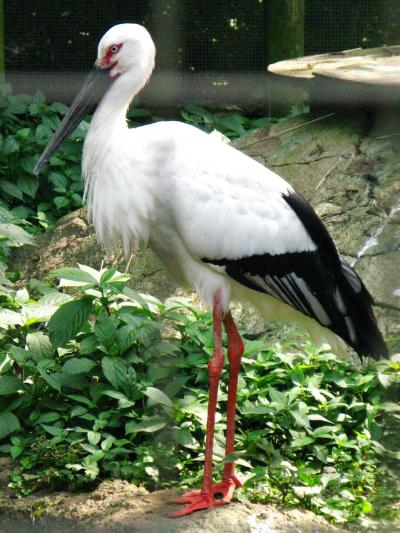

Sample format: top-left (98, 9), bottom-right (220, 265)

top-left (0, 472), bottom-right (344, 533)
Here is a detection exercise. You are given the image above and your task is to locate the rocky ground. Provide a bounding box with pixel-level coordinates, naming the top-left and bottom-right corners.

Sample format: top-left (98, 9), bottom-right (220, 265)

top-left (0, 479), bottom-right (343, 533)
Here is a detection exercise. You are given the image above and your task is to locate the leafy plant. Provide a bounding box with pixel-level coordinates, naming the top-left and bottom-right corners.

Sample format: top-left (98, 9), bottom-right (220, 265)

top-left (0, 265), bottom-right (398, 528)
top-left (180, 103), bottom-right (310, 138)
top-left (0, 84), bottom-right (88, 230)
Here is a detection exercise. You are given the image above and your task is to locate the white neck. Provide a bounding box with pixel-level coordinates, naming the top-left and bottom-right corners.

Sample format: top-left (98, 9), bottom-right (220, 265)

top-left (90, 62), bottom-right (152, 134)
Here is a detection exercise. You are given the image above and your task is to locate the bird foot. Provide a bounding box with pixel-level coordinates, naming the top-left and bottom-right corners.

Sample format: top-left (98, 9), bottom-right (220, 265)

top-left (169, 475), bottom-right (243, 517)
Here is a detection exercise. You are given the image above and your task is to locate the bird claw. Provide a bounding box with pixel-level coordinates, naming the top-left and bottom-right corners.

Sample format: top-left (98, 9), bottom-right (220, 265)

top-left (169, 476), bottom-right (242, 517)
top-left (169, 493), bottom-right (226, 517)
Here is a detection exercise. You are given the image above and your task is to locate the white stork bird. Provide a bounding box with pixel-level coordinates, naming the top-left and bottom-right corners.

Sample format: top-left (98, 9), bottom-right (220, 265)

top-left (35, 23), bottom-right (387, 517)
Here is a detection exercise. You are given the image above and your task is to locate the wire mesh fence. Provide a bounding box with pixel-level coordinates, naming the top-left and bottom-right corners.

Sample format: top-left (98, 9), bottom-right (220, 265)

top-left (4, 1), bottom-right (400, 105)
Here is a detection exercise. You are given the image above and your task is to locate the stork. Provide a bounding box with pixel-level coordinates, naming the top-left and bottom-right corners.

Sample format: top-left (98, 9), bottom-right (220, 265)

top-left (35, 24), bottom-right (388, 517)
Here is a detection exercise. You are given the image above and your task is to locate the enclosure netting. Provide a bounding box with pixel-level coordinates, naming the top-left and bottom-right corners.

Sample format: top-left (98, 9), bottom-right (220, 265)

top-left (4, 0), bottom-right (400, 103)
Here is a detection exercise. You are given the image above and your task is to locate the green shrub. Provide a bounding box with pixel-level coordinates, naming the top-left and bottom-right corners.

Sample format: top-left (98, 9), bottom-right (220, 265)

top-left (0, 84), bottom-right (88, 231)
top-left (0, 265), bottom-right (398, 527)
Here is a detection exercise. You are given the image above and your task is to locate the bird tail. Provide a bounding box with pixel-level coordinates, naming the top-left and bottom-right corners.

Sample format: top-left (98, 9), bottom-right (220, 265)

top-left (333, 259), bottom-right (388, 360)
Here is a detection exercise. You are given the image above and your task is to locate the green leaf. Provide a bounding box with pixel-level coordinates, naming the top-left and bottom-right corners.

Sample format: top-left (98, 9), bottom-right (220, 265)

top-left (377, 372), bottom-right (394, 388)
top-left (102, 389), bottom-right (134, 408)
top-left (20, 154), bottom-right (37, 174)
top-left (1, 135), bottom-right (20, 155)
top-left (312, 425), bottom-right (339, 439)
top-left (94, 315), bottom-right (117, 349)
top-left (0, 223), bottom-right (35, 247)
top-left (26, 332), bottom-right (54, 362)
top-left (144, 387), bottom-right (173, 408)
top-left (171, 428), bottom-right (198, 448)
top-left (49, 172), bottom-right (68, 190)
top-left (292, 411), bottom-right (311, 429)
top-left (53, 267), bottom-right (98, 286)
top-left (0, 411), bottom-right (21, 440)
top-left (125, 416), bottom-right (167, 434)
top-left (80, 335), bottom-right (98, 354)
top-left (0, 309), bottom-right (23, 328)
top-left (54, 196), bottom-right (70, 209)
top-left (291, 436), bottom-right (314, 448)
top-left (87, 431), bottom-right (101, 446)
top-left (0, 181), bottom-right (23, 200)
top-left (48, 297), bottom-right (93, 348)
top-left (62, 357), bottom-right (96, 374)
top-left (51, 102), bottom-right (68, 114)
top-left (37, 359), bottom-right (62, 392)
top-left (40, 424), bottom-right (65, 437)
top-left (269, 386), bottom-right (288, 409)
top-left (17, 176), bottom-right (39, 198)
top-left (0, 354), bottom-right (12, 375)
top-left (101, 356), bottom-right (127, 389)
top-left (37, 412), bottom-right (61, 424)
top-left (0, 376), bottom-right (23, 396)
top-left (116, 325), bottom-right (137, 352)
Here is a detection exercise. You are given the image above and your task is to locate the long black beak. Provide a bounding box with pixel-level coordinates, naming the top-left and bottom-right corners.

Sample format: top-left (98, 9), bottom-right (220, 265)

top-left (34, 65), bottom-right (113, 174)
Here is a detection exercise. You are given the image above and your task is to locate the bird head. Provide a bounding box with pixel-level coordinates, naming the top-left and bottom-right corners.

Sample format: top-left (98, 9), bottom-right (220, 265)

top-left (34, 23), bottom-right (155, 173)
top-left (96, 24), bottom-right (156, 79)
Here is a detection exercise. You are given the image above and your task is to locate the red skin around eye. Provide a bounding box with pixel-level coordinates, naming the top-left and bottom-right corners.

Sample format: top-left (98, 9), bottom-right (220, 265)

top-left (101, 43), bottom-right (123, 68)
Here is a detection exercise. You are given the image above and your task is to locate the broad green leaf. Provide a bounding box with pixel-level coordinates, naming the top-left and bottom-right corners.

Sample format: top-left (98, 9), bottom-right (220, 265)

top-left (0, 309), bottom-right (23, 329)
top-left (94, 315), bottom-right (117, 349)
top-left (116, 325), bottom-right (137, 352)
top-left (0, 375), bottom-right (23, 395)
top-left (40, 424), bottom-right (65, 437)
top-left (62, 357), bottom-right (96, 374)
top-left (54, 196), bottom-right (69, 209)
top-left (26, 332), bottom-right (54, 361)
top-left (144, 386), bottom-right (173, 408)
top-left (0, 354), bottom-right (12, 375)
top-left (37, 359), bottom-right (62, 392)
top-left (51, 102), bottom-right (68, 114)
top-left (102, 389), bottom-right (134, 408)
top-left (313, 425), bottom-right (339, 439)
top-left (378, 372), bottom-right (394, 388)
top-left (7, 346), bottom-right (29, 364)
top-left (87, 431), bottom-right (101, 446)
top-left (0, 411), bottom-right (21, 440)
top-left (269, 386), bottom-right (288, 409)
top-left (291, 436), bottom-right (314, 448)
top-left (101, 356), bottom-right (127, 389)
top-left (292, 411), bottom-right (311, 429)
top-left (48, 297), bottom-right (93, 347)
top-left (125, 416), bottom-right (167, 434)
top-left (20, 154), bottom-right (37, 174)
top-left (1, 180), bottom-right (23, 200)
top-left (171, 428), bottom-right (198, 448)
top-left (66, 394), bottom-right (95, 408)
top-left (0, 223), bottom-right (35, 247)
top-left (53, 267), bottom-right (98, 285)
top-left (39, 292), bottom-right (71, 306)
top-left (2, 136), bottom-right (20, 155)
top-left (80, 335), bottom-right (98, 354)
top-left (37, 412), bottom-right (61, 424)
top-left (77, 264), bottom-right (101, 282)
top-left (17, 176), bottom-right (39, 198)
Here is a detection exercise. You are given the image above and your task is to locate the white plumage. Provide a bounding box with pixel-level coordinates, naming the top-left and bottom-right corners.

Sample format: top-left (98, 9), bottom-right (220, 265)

top-left (36, 23), bottom-right (387, 517)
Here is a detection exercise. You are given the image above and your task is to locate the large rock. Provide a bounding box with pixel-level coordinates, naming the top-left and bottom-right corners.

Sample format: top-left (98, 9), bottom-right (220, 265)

top-left (11, 111), bottom-right (400, 349)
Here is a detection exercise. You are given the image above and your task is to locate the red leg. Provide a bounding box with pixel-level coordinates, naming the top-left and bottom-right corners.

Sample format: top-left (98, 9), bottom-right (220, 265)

top-left (170, 292), bottom-right (226, 517)
top-left (216, 312), bottom-right (244, 496)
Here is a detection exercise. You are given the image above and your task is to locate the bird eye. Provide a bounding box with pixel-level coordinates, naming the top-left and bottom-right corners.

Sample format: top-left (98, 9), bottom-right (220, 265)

top-left (110, 45), bottom-right (119, 54)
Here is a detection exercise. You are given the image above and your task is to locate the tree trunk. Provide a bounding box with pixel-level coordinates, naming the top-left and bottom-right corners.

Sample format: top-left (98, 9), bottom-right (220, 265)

top-left (266, 0), bottom-right (304, 65)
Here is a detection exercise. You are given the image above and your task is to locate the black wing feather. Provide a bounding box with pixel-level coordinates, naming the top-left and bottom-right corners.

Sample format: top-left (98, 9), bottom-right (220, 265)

top-left (203, 189), bottom-right (387, 360)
